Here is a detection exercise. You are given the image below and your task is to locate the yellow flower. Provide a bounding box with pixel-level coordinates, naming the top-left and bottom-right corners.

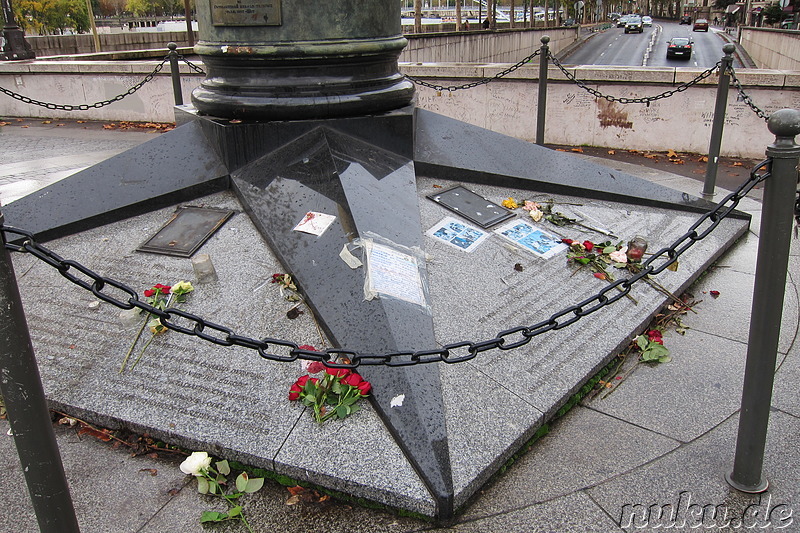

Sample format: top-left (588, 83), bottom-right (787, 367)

top-left (501, 197), bottom-right (519, 209)
top-left (172, 280), bottom-right (194, 295)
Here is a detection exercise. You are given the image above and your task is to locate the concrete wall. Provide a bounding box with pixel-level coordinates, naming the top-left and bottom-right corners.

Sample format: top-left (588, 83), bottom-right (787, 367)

top-left (0, 61), bottom-right (797, 158)
top-left (739, 27), bottom-right (800, 70)
top-left (400, 28), bottom-right (577, 63)
top-left (24, 32), bottom-right (197, 58)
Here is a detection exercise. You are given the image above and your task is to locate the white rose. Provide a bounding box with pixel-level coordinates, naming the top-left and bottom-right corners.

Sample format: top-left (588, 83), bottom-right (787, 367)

top-left (180, 451), bottom-right (212, 476)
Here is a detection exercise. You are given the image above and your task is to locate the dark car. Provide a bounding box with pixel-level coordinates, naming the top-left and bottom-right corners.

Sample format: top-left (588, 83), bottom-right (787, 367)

top-left (693, 18), bottom-right (709, 31)
top-left (625, 15), bottom-right (644, 33)
top-left (666, 37), bottom-right (692, 59)
top-left (679, 15), bottom-right (692, 24)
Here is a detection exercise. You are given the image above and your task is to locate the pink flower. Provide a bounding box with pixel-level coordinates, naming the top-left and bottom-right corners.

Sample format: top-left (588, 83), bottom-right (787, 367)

top-left (609, 247), bottom-right (628, 263)
top-left (307, 361), bottom-right (325, 374)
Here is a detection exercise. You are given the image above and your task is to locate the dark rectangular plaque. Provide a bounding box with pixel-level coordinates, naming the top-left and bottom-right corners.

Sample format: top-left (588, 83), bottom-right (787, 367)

top-left (137, 206), bottom-right (234, 258)
top-left (427, 185), bottom-right (514, 228)
top-left (211, 0), bottom-right (281, 26)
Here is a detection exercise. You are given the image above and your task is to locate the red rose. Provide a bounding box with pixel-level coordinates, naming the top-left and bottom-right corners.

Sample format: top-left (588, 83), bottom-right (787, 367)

top-left (562, 238), bottom-right (574, 245)
top-left (298, 344), bottom-right (317, 351)
top-left (155, 284), bottom-right (171, 294)
top-left (647, 330), bottom-right (664, 344)
top-left (593, 272), bottom-right (607, 280)
top-left (288, 382), bottom-right (302, 401)
top-left (583, 241), bottom-right (594, 252)
top-left (325, 365), bottom-right (350, 378)
top-left (144, 289), bottom-right (155, 297)
top-left (306, 361), bottom-right (325, 374)
top-left (296, 375), bottom-right (311, 386)
top-left (341, 373), bottom-right (363, 387)
top-left (356, 381), bottom-right (371, 395)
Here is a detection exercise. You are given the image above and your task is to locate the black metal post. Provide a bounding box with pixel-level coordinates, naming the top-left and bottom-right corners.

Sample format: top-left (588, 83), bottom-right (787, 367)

top-left (702, 43), bottom-right (736, 199)
top-left (726, 108), bottom-right (800, 493)
top-left (536, 36), bottom-right (550, 146)
top-left (0, 210), bottom-right (81, 532)
top-left (1, 0), bottom-right (35, 60)
top-left (168, 42), bottom-right (183, 106)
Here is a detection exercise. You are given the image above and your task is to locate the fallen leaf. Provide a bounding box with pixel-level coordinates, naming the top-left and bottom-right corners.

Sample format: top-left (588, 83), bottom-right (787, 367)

top-left (667, 149), bottom-right (678, 158)
top-left (710, 290), bottom-right (720, 298)
top-left (15, 118), bottom-right (23, 122)
top-left (229, 119), bottom-right (242, 124)
top-left (593, 272), bottom-right (607, 280)
top-left (57, 417), bottom-right (78, 426)
top-left (643, 153), bottom-right (658, 159)
top-left (432, 184), bottom-right (443, 188)
top-left (555, 148), bottom-right (568, 152)
top-left (77, 120), bottom-right (85, 123)
top-left (698, 156), bottom-right (708, 162)
top-left (287, 486), bottom-right (305, 496)
top-left (628, 149), bottom-right (640, 154)
top-left (41, 120), bottom-right (51, 124)
top-left (671, 159), bottom-right (685, 165)
top-left (139, 468), bottom-right (158, 476)
top-left (77, 425), bottom-right (113, 441)
top-left (168, 488), bottom-right (180, 496)
top-left (147, 452), bottom-right (159, 460)
top-left (607, 149), bottom-right (615, 155)
top-left (56, 123), bottom-right (65, 127)
top-left (21, 125), bottom-right (29, 128)
top-left (571, 147), bottom-right (583, 153)
top-left (286, 495), bottom-right (300, 505)
top-left (732, 162), bottom-right (743, 167)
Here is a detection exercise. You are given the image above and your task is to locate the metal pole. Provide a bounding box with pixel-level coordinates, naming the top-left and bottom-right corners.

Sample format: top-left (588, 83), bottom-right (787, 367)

top-left (0, 210), bottom-right (81, 532)
top-left (1, 0), bottom-right (35, 60)
top-left (536, 35), bottom-right (550, 146)
top-left (702, 43), bottom-right (736, 199)
top-left (168, 42), bottom-right (183, 106)
top-left (726, 108), bottom-right (800, 493)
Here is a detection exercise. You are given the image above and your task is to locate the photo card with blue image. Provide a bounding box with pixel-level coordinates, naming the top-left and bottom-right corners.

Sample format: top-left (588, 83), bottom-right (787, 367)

top-left (425, 216), bottom-right (490, 253)
top-left (494, 219), bottom-right (567, 259)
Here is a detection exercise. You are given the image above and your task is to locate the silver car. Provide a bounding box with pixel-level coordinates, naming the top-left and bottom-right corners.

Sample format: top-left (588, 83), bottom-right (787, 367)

top-left (642, 16), bottom-right (653, 26)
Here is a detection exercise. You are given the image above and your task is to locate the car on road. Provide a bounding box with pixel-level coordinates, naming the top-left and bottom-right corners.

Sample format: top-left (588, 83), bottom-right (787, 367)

top-left (625, 15), bottom-right (644, 33)
top-left (617, 15), bottom-right (631, 27)
top-left (693, 18), bottom-right (709, 31)
top-left (642, 16), bottom-right (653, 26)
top-left (666, 37), bottom-right (692, 59)
top-left (679, 15), bottom-right (692, 24)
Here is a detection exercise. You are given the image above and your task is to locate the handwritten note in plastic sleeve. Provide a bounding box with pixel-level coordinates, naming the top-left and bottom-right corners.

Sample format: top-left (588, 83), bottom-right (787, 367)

top-left (367, 243), bottom-right (426, 307)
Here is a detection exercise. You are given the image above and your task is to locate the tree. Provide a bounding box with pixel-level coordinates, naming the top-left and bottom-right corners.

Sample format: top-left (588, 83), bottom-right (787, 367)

top-left (413, 0), bottom-right (421, 33)
top-left (762, 1), bottom-right (783, 24)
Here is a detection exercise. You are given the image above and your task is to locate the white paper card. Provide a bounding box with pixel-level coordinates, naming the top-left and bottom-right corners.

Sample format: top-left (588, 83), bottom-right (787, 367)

top-left (293, 212), bottom-right (336, 236)
top-left (425, 216), bottom-right (489, 253)
top-left (366, 243), bottom-right (426, 306)
top-left (494, 219), bottom-right (567, 259)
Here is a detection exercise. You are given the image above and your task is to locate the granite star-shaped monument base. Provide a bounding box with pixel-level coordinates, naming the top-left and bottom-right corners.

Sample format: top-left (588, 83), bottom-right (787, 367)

top-left (3, 107), bottom-right (749, 519)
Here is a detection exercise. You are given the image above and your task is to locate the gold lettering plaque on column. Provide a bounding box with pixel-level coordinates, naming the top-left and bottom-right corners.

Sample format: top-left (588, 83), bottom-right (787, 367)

top-left (211, 0), bottom-right (281, 26)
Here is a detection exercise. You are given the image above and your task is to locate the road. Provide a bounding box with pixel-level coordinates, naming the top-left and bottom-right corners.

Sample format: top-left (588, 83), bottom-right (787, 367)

top-left (559, 19), bottom-right (743, 69)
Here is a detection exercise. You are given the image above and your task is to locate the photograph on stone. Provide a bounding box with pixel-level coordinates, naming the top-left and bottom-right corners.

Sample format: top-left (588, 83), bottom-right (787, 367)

top-left (1, 0), bottom-right (751, 522)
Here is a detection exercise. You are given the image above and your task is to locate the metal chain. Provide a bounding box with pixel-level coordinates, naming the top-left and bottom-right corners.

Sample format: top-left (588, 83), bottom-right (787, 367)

top-left (728, 66), bottom-right (769, 122)
top-left (0, 57), bottom-right (168, 111)
top-left (1, 160), bottom-right (770, 368)
top-left (178, 54), bottom-right (206, 75)
top-left (549, 52), bottom-right (721, 105)
top-left (405, 48), bottom-right (542, 92)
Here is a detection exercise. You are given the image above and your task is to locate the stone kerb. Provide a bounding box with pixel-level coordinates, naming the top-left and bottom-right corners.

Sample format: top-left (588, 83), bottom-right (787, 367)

top-left (0, 60), bottom-right (797, 156)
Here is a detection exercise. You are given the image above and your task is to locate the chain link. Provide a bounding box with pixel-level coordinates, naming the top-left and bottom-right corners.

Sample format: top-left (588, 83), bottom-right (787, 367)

top-left (178, 54), bottom-right (206, 75)
top-left (0, 57), bottom-right (168, 112)
top-left (728, 66), bottom-right (769, 122)
top-left (549, 52), bottom-right (722, 105)
top-left (1, 160), bottom-right (769, 366)
top-left (405, 48), bottom-right (542, 92)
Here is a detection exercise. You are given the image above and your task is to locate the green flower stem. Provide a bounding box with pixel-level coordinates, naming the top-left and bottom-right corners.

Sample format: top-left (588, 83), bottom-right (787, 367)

top-left (119, 314), bottom-right (148, 373)
top-left (129, 294), bottom-right (175, 371)
top-left (200, 471), bottom-right (255, 533)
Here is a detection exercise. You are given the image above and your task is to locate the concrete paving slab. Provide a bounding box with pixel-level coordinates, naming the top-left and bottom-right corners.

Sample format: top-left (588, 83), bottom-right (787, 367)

top-left (0, 420), bottom-right (191, 533)
top-left (588, 329), bottom-right (748, 442)
top-left (587, 412), bottom-right (800, 531)
top-left (687, 260), bottom-right (798, 354)
top-left (460, 406), bottom-right (679, 521)
top-left (437, 491), bottom-right (626, 533)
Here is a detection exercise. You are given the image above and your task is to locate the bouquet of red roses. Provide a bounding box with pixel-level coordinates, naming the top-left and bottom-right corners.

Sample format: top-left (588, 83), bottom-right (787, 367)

top-left (288, 346), bottom-right (371, 424)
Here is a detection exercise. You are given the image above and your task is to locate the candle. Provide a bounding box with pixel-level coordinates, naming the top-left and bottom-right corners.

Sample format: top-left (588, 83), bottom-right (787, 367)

top-left (627, 236), bottom-right (648, 262)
